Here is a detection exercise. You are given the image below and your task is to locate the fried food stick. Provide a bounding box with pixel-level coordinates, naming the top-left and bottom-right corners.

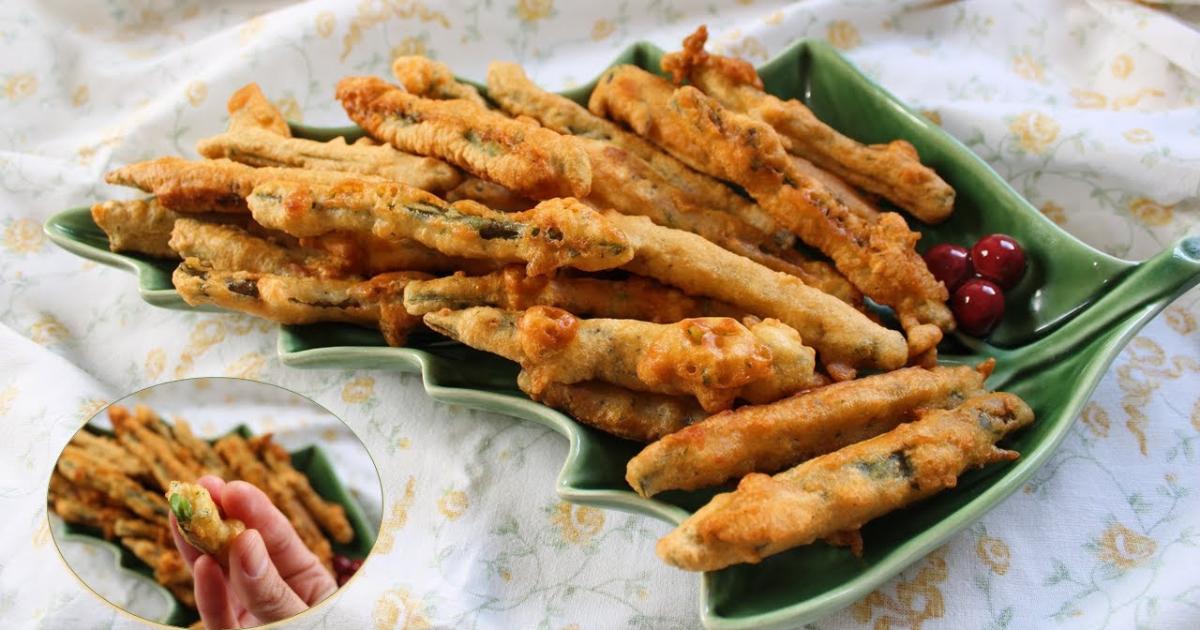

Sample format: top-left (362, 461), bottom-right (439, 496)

top-left (132, 405), bottom-right (207, 478)
top-left (253, 436), bottom-right (354, 544)
top-left (517, 371), bottom-right (707, 442)
top-left (56, 446), bottom-right (169, 523)
top-left (657, 392), bottom-right (1033, 571)
top-left (122, 536), bottom-right (192, 588)
top-left (70, 430), bottom-right (149, 478)
top-left (110, 406), bottom-right (199, 487)
top-left (443, 176), bottom-right (534, 213)
top-left (172, 418), bottom-right (230, 479)
top-left (589, 69), bottom-right (952, 341)
top-left (425, 306), bottom-right (823, 412)
top-left (51, 495), bottom-right (131, 540)
top-left (486, 61), bottom-right (787, 247)
top-left (91, 198), bottom-right (186, 258)
top-left (301, 231), bottom-right (499, 277)
top-left (114, 518), bottom-right (167, 543)
top-left (391, 56), bottom-right (489, 106)
top-left (104, 157), bottom-right (393, 214)
top-left (169, 218), bottom-right (320, 277)
top-left (173, 261), bottom-right (425, 345)
top-left (662, 26), bottom-right (955, 224)
top-left (626, 361), bottom-right (993, 497)
top-left (403, 266), bottom-right (744, 322)
top-left (337, 76), bottom-right (592, 199)
top-left (214, 436), bottom-right (333, 571)
top-left (225, 83), bottom-right (291, 137)
top-left (166, 481), bottom-right (245, 566)
top-left (607, 213), bottom-right (906, 375)
top-left (246, 179), bottom-right (634, 276)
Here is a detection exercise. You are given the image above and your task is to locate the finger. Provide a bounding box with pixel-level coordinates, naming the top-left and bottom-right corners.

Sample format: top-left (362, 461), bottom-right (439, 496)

top-left (228, 529), bottom-right (308, 623)
top-left (197, 475), bottom-right (228, 514)
top-left (219, 481), bottom-right (317, 579)
top-left (169, 513), bottom-right (203, 568)
top-left (193, 555), bottom-right (239, 630)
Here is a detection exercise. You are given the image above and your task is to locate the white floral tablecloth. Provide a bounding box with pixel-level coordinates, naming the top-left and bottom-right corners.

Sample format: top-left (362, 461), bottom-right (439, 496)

top-left (1, 1), bottom-right (1198, 629)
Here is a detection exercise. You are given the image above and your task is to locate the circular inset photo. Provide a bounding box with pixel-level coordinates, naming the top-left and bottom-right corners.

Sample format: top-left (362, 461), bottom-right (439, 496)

top-left (47, 378), bottom-right (382, 629)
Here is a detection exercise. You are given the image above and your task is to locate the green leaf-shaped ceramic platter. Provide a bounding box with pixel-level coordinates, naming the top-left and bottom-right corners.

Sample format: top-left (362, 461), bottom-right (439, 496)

top-left (45, 39), bottom-right (1200, 629)
top-left (54, 424), bottom-right (377, 627)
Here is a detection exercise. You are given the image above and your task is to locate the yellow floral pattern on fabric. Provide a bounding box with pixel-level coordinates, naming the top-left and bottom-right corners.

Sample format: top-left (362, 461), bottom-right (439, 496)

top-left (852, 548), bottom-right (948, 629)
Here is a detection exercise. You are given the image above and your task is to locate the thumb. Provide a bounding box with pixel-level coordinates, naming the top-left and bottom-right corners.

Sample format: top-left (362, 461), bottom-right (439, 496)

top-left (227, 529), bottom-right (308, 623)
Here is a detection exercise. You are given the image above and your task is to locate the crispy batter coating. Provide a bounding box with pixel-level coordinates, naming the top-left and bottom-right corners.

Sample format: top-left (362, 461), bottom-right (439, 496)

top-left (253, 436), bottom-right (354, 544)
top-left (626, 361), bottom-right (994, 497)
top-left (91, 198), bottom-right (183, 258)
top-left (662, 26), bottom-right (955, 224)
top-left (657, 392), bottom-right (1033, 571)
top-left (169, 218), bottom-right (317, 277)
top-left (789, 155), bottom-right (880, 222)
top-left (607, 212), bottom-right (906, 374)
top-left (172, 418), bottom-right (230, 479)
top-left (111, 405), bottom-right (199, 489)
top-left (198, 128), bottom-right (463, 193)
top-left (226, 83), bottom-right (291, 136)
top-left (517, 371), bottom-right (707, 442)
top-left (247, 178), bottom-right (633, 276)
top-left (122, 536), bottom-right (191, 587)
top-left (590, 69), bottom-right (952, 339)
top-left (301, 231), bottom-right (498, 276)
top-left (166, 481), bottom-right (245, 565)
top-left (70, 429), bottom-right (149, 478)
top-left (56, 446), bottom-right (168, 522)
top-left (113, 518), bottom-right (168, 544)
top-left (402, 265), bottom-right (745, 321)
top-left (214, 435), bottom-right (332, 571)
top-left (337, 76), bottom-right (592, 199)
top-left (443, 176), bottom-right (534, 212)
top-left (486, 61), bottom-right (788, 248)
top-left (391, 56), bottom-right (489, 106)
top-left (424, 306), bottom-right (823, 412)
top-left (173, 260), bottom-right (425, 345)
top-left (104, 157), bottom-right (393, 214)
top-left (52, 495), bottom-right (131, 540)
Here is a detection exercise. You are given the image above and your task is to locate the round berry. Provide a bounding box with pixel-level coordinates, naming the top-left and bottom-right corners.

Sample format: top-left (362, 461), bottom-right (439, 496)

top-left (971, 234), bottom-right (1025, 289)
top-left (333, 554), bottom-right (353, 575)
top-left (923, 243), bottom-right (973, 292)
top-left (952, 279), bottom-right (1005, 337)
top-left (348, 558), bottom-right (364, 573)
top-left (337, 572), bottom-right (350, 587)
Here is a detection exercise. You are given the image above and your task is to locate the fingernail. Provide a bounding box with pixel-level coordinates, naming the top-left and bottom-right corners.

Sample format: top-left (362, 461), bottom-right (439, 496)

top-left (242, 530), bottom-right (269, 579)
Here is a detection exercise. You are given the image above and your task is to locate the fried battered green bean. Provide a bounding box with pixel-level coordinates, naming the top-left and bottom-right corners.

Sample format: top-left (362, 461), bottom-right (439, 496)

top-left (662, 27), bottom-right (954, 224)
top-left (606, 212), bottom-right (906, 375)
top-left (172, 418), bottom-right (229, 479)
top-left (517, 372), bottom-right (707, 442)
top-left (114, 518), bottom-right (167, 542)
top-left (166, 481), bottom-right (245, 565)
top-left (70, 429), bottom-right (148, 478)
top-left (246, 179), bottom-right (633, 276)
top-left (657, 392), bottom-right (1033, 571)
top-left (226, 83), bottom-right (291, 136)
top-left (486, 61), bottom-right (788, 248)
top-left (56, 446), bottom-right (168, 522)
top-left (300, 231), bottom-right (499, 277)
top-left (337, 76), bottom-right (592, 199)
top-left (254, 436), bottom-right (354, 544)
top-left (169, 218), bottom-right (318, 277)
top-left (52, 496), bottom-right (130, 540)
top-left (626, 361), bottom-right (993, 497)
top-left (424, 306), bottom-right (823, 412)
top-left (122, 536), bottom-right (191, 586)
top-left (443, 176), bottom-right (534, 212)
top-left (90, 198), bottom-right (183, 258)
top-left (391, 56), bottom-right (489, 106)
top-left (402, 266), bottom-right (744, 321)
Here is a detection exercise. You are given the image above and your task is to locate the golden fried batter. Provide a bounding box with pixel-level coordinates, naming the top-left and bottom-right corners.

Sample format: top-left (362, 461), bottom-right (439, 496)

top-left (104, 157), bottom-right (393, 214)
top-left (391, 56), bottom-right (489, 106)
top-left (337, 76), bottom-right (592, 199)
top-left (253, 436), bottom-right (354, 544)
top-left (626, 361), bottom-right (994, 497)
top-left (247, 178), bottom-right (633, 276)
top-left (486, 61), bottom-right (788, 248)
top-left (662, 26), bottom-right (955, 224)
top-left (91, 198), bottom-right (184, 258)
top-left (402, 265), bottom-right (744, 321)
top-left (171, 418), bottom-right (230, 479)
top-left (166, 481), bottom-right (245, 565)
top-left (607, 212), bottom-right (906, 374)
top-left (657, 392), bottom-right (1033, 571)
top-left (443, 176), bottom-right (534, 212)
top-left (173, 260), bottom-right (426, 345)
top-left (226, 83), bottom-right (291, 137)
top-left (70, 429), bottom-right (149, 478)
top-left (169, 218), bottom-right (319, 277)
top-left (518, 372), bottom-right (707, 442)
top-left (425, 306), bottom-right (822, 412)
top-left (56, 446), bottom-right (168, 522)
top-left (301, 231), bottom-right (498, 277)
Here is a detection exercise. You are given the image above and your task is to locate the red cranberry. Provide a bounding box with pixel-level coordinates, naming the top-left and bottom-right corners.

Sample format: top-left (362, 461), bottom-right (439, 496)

top-left (333, 554), bottom-right (353, 575)
top-left (952, 279), bottom-right (1005, 336)
top-left (923, 243), bottom-right (973, 292)
top-left (337, 572), bottom-right (350, 587)
top-left (348, 558), bottom-right (364, 573)
top-left (971, 234), bottom-right (1025, 289)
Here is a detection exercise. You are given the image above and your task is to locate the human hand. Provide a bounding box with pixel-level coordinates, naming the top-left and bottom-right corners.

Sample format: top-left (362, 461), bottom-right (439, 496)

top-left (170, 475), bottom-right (338, 629)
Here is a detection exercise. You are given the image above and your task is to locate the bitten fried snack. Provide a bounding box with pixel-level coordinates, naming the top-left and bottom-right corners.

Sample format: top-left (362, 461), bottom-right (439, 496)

top-left (607, 212), bottom-right (906, 375)
top-left (246, 179), bottom-right (634, 276)
top-left (657, 392), bottom-right (1033, 571)
top-left (402, 266), bottom-right (744, 322)
top-left (173, 261), bottom-right (425, 346)
top-left (424, 306), bottom-right (823, 412)
top-left (166, 481), bottom-right (246, 565)
top-left (626, 361), bottom-right (993, 497)
top-left (517, 372), bottom-right (708, 442)
top-left (337, 76), bottom-right (592, 199)
top-left (662, 26), bottom-right (955, 224)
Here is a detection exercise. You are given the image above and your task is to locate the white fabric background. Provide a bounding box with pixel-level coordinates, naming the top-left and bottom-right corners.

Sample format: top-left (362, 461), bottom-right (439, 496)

top-left (0, 1), bottom-right (1198, 629)
top-left (53, 377), bottom-right (382, 623)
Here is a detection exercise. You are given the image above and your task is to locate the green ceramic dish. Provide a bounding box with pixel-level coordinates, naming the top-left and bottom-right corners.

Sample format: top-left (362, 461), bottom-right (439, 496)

top-left (55, 424), bottom-right (377, 627)
top-left (44, 39), bottom-right (1200, 629)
